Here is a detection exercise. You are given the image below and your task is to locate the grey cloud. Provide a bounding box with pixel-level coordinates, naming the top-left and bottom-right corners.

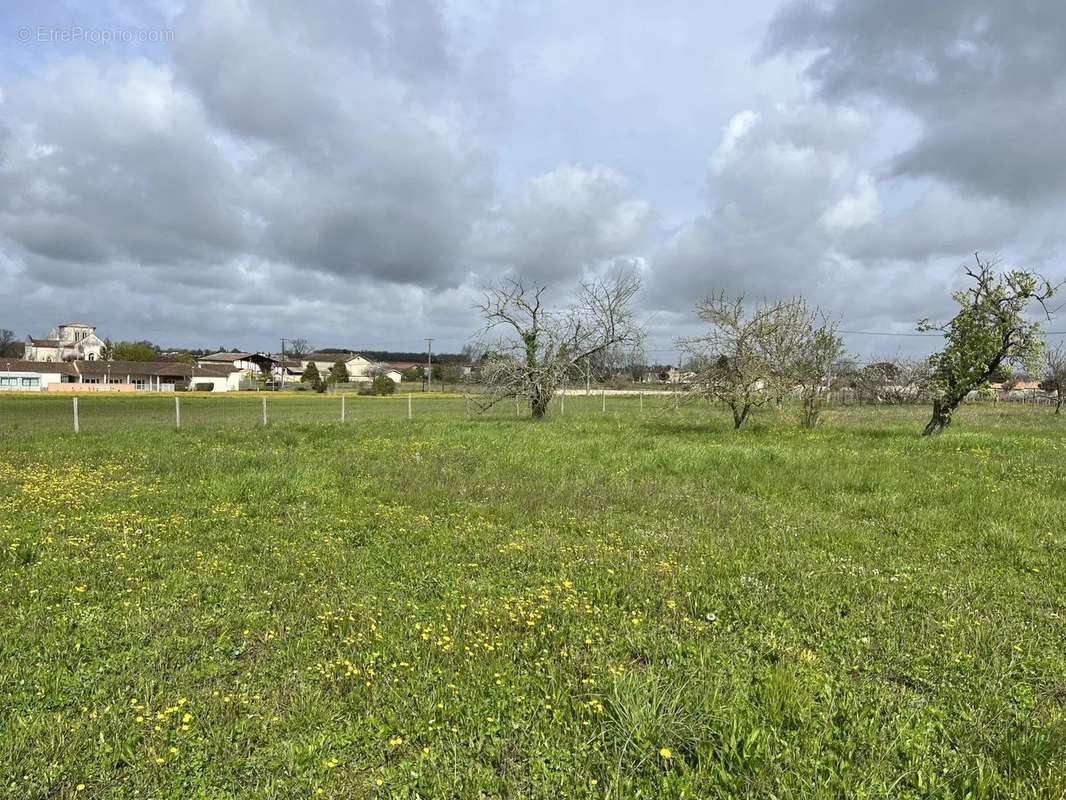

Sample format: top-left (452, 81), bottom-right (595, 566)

top-left (472, 163), bottom-right (656, 284)
top-left (764, 0), bottom-right (1066, 202)
top-left (835, 185), bottom-right (1025, 263)
top-left (1, 0), bottom-right (494, 296)
top-left (1, 58), bottom-right (248, 270)
top-left (647, 104), bottom-right (869, 307)
top-left (169, 0), bottom-right (493, 285)
top-left (642, 101), bottom-right (983, 349)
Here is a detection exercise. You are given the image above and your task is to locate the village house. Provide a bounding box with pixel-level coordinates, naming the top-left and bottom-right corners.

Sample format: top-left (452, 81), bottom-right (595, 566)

top-left (297, 352), bottom-right (390, 383)
top-left (987, 380), bottom-right (1051, 402)
top-left (24, 322), bottom-right (105, 362)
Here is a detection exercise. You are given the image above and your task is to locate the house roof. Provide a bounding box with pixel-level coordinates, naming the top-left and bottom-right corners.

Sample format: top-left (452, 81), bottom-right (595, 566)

top-left (186, 364), bottom-right (241, 378)
top-left (59, 322), bottom-right (95, 328)
top-left (390, 362), bottom-right (422, 370)
top-left (75, 360), bottom-right (239, 378)
top-left (28, 338), bottom-right (63, 347)
top-left (303, 351), bottom-right (366, 362)
top-left (991, 381), bottom-right (1043, 391)
top-left (0, 359), bottom-right (78, 375)
top-left (200, 351), bottom-right (256, 362)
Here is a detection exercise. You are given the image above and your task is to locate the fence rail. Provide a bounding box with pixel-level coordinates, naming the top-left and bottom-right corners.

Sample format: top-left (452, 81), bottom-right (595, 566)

top-left (0, 386), bottom-right (1056, 436)
top-left (0, 390), bottom-right (695, 435)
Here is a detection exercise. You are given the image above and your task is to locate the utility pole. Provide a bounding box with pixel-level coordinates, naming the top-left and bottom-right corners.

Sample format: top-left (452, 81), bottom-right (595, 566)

top-left (279, 338), bottom-right (291, 390)
top-left (425, 338), bottom-right (434, 393)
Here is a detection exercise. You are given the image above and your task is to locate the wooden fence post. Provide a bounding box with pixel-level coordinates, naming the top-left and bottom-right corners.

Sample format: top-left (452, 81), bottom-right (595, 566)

top-left (341, 395), bottom-right (346, 423)
top-left (73, 396), bottom-right (80, 434)
top-left (175, 397), bottom-right (181, 428)
top-left (261, 396), bottom-right (267, 425)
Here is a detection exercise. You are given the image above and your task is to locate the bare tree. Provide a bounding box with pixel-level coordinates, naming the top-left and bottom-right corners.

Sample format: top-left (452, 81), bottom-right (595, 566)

top-left (365, 362), bottom-right (393, 379)
top-left (474, 272), bottom-right (642, 418)
top-left (439, 364), bottom-right (464, 390)
top-left (678, 292), bottom-right (810, 430)
top-left (1043, 343), bottom-right (1066, 414)
top-left (618, 344), bottom-right (649, 383)
top-left (919, 255), bottom-right (1056, 436)
top-left (286, 338), bottom-right (314, 358)
top-left (0, 328), bottom-right (20, 358)
top-left (854, 358), bottom-right (933, 405)
top-left (792, 313), bottom-right (845, 428)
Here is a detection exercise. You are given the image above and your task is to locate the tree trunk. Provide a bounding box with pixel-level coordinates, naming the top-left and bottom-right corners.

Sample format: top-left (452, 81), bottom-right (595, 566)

top-left (922, 397), bottom-right (954, 436)
top-left (732, 405), bottom-right (748, 430)
top-left (1056, 396), bottom-right (1063, 415)
top-left (530, 392), bottom-right (549, 419)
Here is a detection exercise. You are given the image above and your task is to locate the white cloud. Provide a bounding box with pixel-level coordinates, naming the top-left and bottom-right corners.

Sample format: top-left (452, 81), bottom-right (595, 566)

top-left (820, 173), bottom-right (881, 232)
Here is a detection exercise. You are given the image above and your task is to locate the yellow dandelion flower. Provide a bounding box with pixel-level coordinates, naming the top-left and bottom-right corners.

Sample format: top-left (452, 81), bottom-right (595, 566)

top-left (659, 747), bottom-right (672, 759)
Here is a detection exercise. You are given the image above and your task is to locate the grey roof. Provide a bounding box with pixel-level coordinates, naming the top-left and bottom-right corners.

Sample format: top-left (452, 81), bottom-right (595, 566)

top-left (58, 322), bottom-right (95, 328)
top-left (200, 351), bottom-right (256, 362)
top-left (28, 338), bottom-right (63, 347)
top-left (0, 359), bottom-right (78, 375)
top-left (75, 360), bottom-right (239, 377)
top-left (303, 351), bottom-right (365, 362)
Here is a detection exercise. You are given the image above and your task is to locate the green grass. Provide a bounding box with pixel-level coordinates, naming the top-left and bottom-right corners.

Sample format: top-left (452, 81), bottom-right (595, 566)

top-left (1, 397), bottom-right (1064, 798)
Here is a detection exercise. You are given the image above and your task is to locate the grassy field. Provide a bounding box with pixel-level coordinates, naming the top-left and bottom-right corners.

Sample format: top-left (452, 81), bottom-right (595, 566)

top-left (1, 396), bottom-right (1064, 798)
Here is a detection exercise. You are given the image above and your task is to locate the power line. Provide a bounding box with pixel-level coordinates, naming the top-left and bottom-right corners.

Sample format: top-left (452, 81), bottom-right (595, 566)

top-left (839, 329), bottom-right (941, 338)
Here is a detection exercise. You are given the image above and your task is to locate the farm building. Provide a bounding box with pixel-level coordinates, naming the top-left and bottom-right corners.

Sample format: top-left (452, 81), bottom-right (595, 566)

top-left (71, 361), bottom-right (241, 391)
top-left (0, 360), bottom-right (241, 392)
top-left (197, 351), bottom-right (278, 375)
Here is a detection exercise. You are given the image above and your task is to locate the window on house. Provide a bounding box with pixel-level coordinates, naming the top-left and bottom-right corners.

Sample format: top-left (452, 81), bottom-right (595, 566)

top-left (88, 353), bottom-right (96, 361)
top-left (21, 377), bottom-right (40, 388)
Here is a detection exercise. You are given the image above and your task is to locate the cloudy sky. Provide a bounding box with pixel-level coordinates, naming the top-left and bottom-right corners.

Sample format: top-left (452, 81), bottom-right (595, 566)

top-left (2, 0), bottom-right (1064, 359)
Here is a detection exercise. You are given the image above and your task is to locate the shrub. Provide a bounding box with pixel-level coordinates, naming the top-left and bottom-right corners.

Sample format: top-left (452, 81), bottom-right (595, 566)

top-left (362, 375), bottom-right (396, 396)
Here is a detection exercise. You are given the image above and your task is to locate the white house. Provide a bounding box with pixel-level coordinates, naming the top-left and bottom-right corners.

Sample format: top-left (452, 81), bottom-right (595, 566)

top-left (299, 352), bottom-right (379, 382)
top-left (24, 322), bottom-right (105, 362)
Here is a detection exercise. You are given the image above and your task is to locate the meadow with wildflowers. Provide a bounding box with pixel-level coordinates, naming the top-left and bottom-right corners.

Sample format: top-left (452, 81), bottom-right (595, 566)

top-left (0, 397), bottom-right (1064, 798)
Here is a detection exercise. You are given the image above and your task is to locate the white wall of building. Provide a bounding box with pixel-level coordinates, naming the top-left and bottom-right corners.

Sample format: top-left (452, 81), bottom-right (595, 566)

top-left (0, 370), bottom-right (68, 391)
top-left (187, 374), bottom-right (240, 392)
